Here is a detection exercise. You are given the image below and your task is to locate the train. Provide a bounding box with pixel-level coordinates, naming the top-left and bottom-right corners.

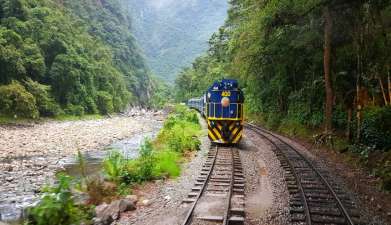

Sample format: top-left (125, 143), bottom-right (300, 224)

top-left (188, 79), bottom-right (244, 144)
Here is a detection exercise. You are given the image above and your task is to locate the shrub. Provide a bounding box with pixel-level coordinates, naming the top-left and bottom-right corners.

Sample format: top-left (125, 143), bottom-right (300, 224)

top-left (158, 117), bottom-right (201, 153)
top-left (85, 178), bottom-right (117, 205)
top-left (64, 104), bottom-right (85, 116)
top-left (379, 160), bottom-right (391, 191)
top-left (27, 174), bottom-right (91, 225)
top-left (23, 78), bottom-right (61, 117)
top-left (0, 80), bottom-right (39, 118)
top-left (166, 122), bottom-right (201, 153)
top-left (100, 105), bottom-right (201, 190)
top-left (278, 118), bottom-right (309, 138)
top-left (121, 140), bottom-right (156, 184)
top-left (103, 151), bottom-right (126, 183)
top-left (265, 112), bottom-right (282, 130)
top-left (137, 140), bottom-right (155, 180)
top-left (360, 106), bottom-right (391, 151)
top-left (96, 91), bottom-right (114, 115)
top-left (157, 105), bottom-right (201, 153)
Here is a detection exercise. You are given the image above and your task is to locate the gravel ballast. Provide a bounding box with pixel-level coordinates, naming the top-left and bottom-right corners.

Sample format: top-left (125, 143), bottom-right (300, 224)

top-left (242, 130), bottom-right (290, 225)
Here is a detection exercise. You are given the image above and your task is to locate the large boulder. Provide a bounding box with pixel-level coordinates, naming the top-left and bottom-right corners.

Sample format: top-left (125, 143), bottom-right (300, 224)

top-left (93, 199), bottom-right (136, 225)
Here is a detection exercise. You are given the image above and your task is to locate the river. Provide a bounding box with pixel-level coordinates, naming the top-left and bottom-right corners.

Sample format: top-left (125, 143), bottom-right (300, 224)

top-left (0, 112), bottom-right (164, 223)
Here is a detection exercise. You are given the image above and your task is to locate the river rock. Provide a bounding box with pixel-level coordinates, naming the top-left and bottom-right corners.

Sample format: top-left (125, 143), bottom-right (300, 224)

top-left (164, 195), bottom-right (171, 201)
top-left (94, 203), bottom-right (112, 225)
top-left (94, 199), bottom-right (136, 224)
top-left (141, 199), bottom-right (152, 206)
top-left (125, 195), bottom-right (138, 204)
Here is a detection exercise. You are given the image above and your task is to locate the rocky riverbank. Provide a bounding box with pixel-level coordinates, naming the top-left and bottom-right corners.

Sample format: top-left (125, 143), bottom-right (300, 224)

top-left (0, 110), bottom-right (165, 222)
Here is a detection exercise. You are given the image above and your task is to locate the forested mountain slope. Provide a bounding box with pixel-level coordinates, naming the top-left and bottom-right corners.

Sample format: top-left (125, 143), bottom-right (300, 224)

top-left (127, 0), bottom-right (228, 82)
top-left (0, 0), bottom-right (151, 118)
top-left (176, 0), bottom-right (391, 189)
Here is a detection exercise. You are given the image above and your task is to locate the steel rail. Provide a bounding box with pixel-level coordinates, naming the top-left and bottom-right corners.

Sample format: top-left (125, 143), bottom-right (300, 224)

top-left (181, 145), bottom-right (219, 225)
top-left (222, 147), bottom-right (234, 225)
top-left (246, 123), bottom-right (355, 225)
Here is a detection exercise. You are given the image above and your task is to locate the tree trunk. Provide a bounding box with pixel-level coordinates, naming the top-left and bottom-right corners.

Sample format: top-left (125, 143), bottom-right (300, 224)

top-left (388, 68), bottom-right (391, 105)
top-left (378, 76), bottom-right (388, 105)
top-left (346, 107), bottom-right (352, 140)
top-left (323, 6), bottom-right (333, 133)
top-left (356, 54), bottom-right (362, 142)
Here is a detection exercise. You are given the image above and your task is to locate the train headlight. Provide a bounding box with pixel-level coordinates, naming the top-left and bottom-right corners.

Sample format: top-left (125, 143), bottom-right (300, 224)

top-left (221, 97), bottom-right (230, 107)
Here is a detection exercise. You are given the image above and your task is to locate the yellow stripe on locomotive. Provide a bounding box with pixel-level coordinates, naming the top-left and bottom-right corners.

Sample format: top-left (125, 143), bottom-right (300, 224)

top-left (207, 119), bottom-right (243, 144)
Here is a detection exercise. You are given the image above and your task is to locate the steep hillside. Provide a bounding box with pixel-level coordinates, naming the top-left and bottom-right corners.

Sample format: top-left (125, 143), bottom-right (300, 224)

top-left (127, 0), bottom-right (228, 82)
top-left (60, 0), bottom-right (153, 104)
top-left (0, 0), bottom-right (151, 118)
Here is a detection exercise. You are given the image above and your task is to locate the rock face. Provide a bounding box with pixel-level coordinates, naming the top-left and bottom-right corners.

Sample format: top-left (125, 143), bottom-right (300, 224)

top-left (94, 199), bottom-right (137, 225)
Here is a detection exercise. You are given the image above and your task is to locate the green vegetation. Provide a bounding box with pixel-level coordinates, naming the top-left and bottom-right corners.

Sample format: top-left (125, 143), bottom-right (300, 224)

top-left (155, 105), bottom-right (201, 153)
top-left (175, 1), bottom-right (391, 191)
top-left (27, 105), bottom-right (202, 223)
top-left (148, 78), bottom-right (173, 109)
top-left (0, 0), bottom-right (153, 119)
top-left (103, 105), bottom-right (201, 186)
top-left (54, 114), bottom-right (103, 122)
top-left (0, 81), bottom-right (39, 118)
top-left (27, 174), bottom-right (92, 225)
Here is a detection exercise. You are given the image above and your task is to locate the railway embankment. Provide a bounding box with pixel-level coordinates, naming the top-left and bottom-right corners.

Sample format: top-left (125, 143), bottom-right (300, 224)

top-left (246, 123), bottom-right (391, 225)
top-left (281, 133), bottom-right (391, 225)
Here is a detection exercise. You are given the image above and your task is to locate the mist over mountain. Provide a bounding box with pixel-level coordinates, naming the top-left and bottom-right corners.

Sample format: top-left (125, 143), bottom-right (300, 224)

top-left (127, 0), bottom-right (228, 82)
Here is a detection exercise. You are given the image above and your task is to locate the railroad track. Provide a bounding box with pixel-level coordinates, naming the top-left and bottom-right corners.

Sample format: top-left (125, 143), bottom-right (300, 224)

top-left (246, 123), bottom-right (360, 225)
top-left (181, 146), bottom-right (245, 225)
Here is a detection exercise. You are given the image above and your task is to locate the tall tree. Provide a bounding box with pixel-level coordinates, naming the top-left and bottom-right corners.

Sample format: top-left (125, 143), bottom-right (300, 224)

top-left (323, 5), bottom-right (333, 132)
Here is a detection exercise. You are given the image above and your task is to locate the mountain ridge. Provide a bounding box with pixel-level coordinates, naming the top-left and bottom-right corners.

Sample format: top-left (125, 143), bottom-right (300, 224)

top-left (127, 0), bottom-right (228, 82)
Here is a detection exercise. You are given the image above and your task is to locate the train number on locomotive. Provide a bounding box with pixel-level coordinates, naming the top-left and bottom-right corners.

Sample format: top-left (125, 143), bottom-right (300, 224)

top-left (221, 91), bottom-right (231, 97)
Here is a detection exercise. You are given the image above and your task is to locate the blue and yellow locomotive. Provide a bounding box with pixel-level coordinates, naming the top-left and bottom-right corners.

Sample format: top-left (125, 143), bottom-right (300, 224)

top-left (188, 79), bottom-right (244, 144)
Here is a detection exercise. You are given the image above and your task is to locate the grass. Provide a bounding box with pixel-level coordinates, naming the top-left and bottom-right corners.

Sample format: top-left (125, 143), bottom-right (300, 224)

top-left (0, 114), bottom-right (103, 125)
top-left (153, 150), bottom-right (181, 178)
top-left (54, 114), bottom-right (103, 121)
top-left (0, 115), bottom-right (40, 125)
